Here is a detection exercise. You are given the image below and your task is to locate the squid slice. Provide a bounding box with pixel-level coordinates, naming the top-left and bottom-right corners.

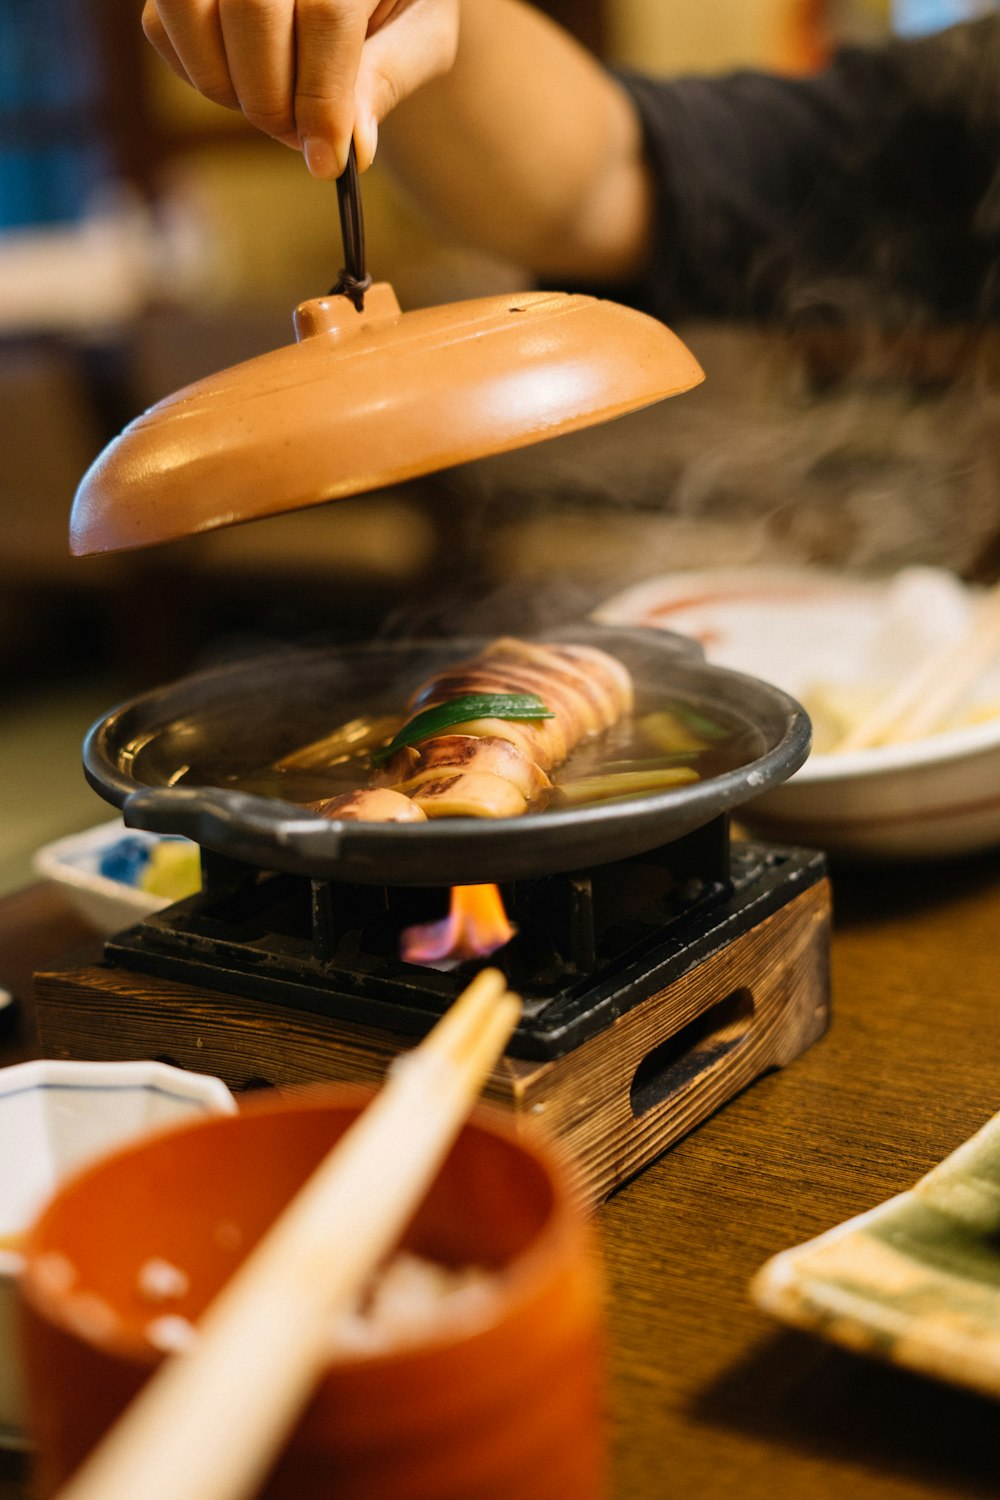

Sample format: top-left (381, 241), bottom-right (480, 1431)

top-left (371, 745), bottom-right (421, 786)
top-left (487, 663), bottom-right (605, 736)
top-left (414, 686), bottom-right (569, 765)
top-left (482, 638), bottom-right (621, 729)
top-left (396, 771), bottom-right (529, 820)
top-left (387, 734), bottom-right (551, 802)
top-left (484, 636), bottom-right (633, 720)
top-left (421, 714), bottom-right (567, 770)
top-left (464, 659), bottom-right (601, 739)
top-left (549, 642), bottom-right (634, 713)
top-left (306, 788), bottom-right (427, 823)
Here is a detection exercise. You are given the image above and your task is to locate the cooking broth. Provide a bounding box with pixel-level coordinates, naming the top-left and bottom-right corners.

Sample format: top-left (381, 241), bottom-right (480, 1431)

top-left (176, 690), bottom-right (764, 813)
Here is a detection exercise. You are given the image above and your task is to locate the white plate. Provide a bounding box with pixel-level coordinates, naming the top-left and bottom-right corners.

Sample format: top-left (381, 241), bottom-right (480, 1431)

top-left (0, 1059), bottom-right (235, 1447)
top-left (597, 566), bottom-right (1000, 861)
top-left (32, 820), bottom-right (194, 936)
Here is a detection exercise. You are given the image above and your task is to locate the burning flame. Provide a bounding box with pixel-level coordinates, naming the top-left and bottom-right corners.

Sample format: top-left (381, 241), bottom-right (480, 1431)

top-left (401, 884), bottom-right (515, 968)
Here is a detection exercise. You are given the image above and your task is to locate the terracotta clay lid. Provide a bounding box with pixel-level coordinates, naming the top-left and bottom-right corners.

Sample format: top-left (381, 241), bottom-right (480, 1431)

top-left (69, 282), bottom-right (704, 556)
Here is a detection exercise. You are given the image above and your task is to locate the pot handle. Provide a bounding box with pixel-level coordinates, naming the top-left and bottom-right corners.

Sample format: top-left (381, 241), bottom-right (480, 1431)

top-left (122, 785), bottom-right (345, 865)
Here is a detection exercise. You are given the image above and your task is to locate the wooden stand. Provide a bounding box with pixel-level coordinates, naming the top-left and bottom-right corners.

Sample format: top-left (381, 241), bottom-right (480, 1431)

top-left (33, 878), bottom-right (831, 1205)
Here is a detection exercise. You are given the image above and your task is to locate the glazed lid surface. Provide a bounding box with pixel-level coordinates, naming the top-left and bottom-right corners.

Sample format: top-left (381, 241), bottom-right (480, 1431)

top-left (70, 282), bottom-right (705, 556)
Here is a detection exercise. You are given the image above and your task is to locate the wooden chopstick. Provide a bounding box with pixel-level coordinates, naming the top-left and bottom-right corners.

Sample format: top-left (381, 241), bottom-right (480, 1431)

top-left (53, 968), bottom-right (522, 1500)
top-left (833, 579), bottom-right (1000, 753)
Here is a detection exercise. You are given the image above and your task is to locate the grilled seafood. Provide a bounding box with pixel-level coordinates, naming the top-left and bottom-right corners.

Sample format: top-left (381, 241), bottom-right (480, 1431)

top-left (395, 771), bottom-right (530, 819)
top-left (306, 788), bottom-right (427, 822)
top-left (376, 735), bottom-right (552, 801)
top-left (313, 638), bottom-right (633, 822)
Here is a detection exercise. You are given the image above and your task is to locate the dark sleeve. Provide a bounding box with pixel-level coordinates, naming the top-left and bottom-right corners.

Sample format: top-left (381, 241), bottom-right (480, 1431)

top-left (609, 17), bottom-right (1000, 325)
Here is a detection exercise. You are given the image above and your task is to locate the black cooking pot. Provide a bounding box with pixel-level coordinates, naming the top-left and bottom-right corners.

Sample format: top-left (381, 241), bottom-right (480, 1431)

top-left (83, 625), bottom-right (809, 886)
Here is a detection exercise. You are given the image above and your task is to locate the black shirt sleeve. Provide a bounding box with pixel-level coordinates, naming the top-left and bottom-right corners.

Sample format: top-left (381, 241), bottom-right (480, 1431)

top-left (610, 17), bottom-right (1000, 325)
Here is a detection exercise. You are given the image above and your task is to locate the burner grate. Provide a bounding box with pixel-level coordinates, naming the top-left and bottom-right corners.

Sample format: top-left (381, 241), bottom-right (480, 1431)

top-left (36, 820), bottom-right (832, 1201)
top-left (104, 819), bottom-right (825, 1059)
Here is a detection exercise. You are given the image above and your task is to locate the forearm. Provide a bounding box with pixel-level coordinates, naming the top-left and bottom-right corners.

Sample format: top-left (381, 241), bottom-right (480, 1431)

top-left (141, 0), bottom-right (653, 284)
top-left (378, 0), bottom-right (654, 284)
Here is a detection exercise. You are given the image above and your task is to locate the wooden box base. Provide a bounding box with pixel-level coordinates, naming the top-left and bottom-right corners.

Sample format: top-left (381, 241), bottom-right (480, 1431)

top-left (33, 878), bottom-right (831, 1205)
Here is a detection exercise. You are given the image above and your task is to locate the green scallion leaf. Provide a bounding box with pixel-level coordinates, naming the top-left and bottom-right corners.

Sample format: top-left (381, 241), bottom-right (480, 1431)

top-left (371, 693), bottom-right (555, 767)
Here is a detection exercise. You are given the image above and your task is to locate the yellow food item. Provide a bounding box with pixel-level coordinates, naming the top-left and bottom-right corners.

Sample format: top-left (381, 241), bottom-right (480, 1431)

top-left (637, 710), bottom-right (710, 754)
top-left (552, 766), bottom-right (699, 806)
top-left (140, 842), bottom-right (201, 901)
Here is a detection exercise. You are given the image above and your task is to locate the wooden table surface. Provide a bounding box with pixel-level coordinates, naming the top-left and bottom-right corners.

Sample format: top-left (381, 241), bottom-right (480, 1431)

top-left (2, 861), bottom-right (999, 1500)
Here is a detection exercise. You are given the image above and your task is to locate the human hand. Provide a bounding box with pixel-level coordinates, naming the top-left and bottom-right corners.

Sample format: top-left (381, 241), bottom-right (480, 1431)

top-left (141, 0), bottom-right (460, 176)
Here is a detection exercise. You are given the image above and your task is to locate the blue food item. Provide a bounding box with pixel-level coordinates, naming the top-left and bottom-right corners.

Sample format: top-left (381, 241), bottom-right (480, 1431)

top-left (98, 835), bottom-right (152, 886)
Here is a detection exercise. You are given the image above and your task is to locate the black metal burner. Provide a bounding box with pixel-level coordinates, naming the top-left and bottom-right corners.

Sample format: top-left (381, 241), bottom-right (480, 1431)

top-left (105, 817), bottom-right (827, 1061)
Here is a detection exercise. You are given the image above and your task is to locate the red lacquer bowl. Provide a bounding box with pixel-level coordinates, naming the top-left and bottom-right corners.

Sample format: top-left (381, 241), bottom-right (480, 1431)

top-left (18, 1088), bottom-right (606, 1500)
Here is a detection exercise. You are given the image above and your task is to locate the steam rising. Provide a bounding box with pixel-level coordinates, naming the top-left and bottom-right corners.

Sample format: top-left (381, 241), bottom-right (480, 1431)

top-left (387, 318), bottom-right (1000, 649)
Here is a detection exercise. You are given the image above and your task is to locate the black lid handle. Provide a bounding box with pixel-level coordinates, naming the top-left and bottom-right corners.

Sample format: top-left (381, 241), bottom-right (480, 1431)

top-left (330, 141), bottom-right (372, 311)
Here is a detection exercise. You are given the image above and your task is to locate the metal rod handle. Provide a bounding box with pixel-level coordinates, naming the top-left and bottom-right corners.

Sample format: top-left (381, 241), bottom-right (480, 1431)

top-left (330, 140), bottom-right (372, 310)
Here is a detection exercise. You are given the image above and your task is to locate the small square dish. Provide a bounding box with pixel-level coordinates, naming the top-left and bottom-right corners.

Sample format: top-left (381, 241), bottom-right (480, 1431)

top-left (32, 820), bottom-right (201, 936)
top-left (0, 1058), bottom-right (236, 1448)
top-left (752, 1107), bottom-right (1000, 1400)
top-left (597, 565), bottom-right (1000, 861)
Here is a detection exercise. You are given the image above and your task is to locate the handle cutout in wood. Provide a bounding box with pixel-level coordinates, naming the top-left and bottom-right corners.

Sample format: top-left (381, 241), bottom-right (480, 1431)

top-left (630, 989), bottom-right (755, 1118)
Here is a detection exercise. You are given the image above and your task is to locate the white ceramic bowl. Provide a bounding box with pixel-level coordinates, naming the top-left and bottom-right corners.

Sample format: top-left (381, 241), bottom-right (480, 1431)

top-left (740, 719), bottom-right (1000, 860)
top-left (597, 565), bottom-right (1000, 861)
top-left (0, 1059), bottom-right (236, 1447)
top-left (32, 821), bottom-right (197, 936)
